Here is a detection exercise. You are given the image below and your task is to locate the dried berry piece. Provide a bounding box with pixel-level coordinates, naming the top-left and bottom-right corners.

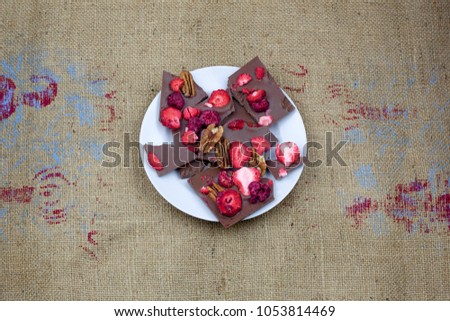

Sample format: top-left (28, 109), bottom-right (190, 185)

top-left (236, 73), bottom-right (252, 87)
top-left (250, 98), bottom-right (269, 112)
top-left (232, 167), bottom-right (261, 196)
top-left (216, 189), bottom-right (242, 217)
top-left (258, 115), bottom-right (273, 126)
top-left (148, 152), bottom-right (163, 171)
top-left (255, 67), bottom-right (265, 80)
top-left (207, 89), bottom-right (230, 108)
top-left (246, 89), bottom-right (266, 103)
top-left (276, 142), bottom-right (300, 167)
top-left (183, 106), bottom-right (201, 120)
top-left (181, 130), bottom-right (198, 145)
top-left (160, 107), bottom-right (182, 129)
top-left (278, 168), bottom-right (288, 178)
top-left (227, 119), bottom-right (245, 131)
top-left (229, 142), bottom-right (252, 169)
top-left (248, 181), bottom-right (271, 204)
top-left (167, 92), bottom-right (185, 109)
top-left (187, 116), bottom-right (204, 134)
top-left (170, 77), bottom-right (184, 92)
top-left (218, 170), bottom-right (234, 188)
top-left (250, 136), bottom-right (271, 155)
top-left (199, 110), bottom-right (221, 127)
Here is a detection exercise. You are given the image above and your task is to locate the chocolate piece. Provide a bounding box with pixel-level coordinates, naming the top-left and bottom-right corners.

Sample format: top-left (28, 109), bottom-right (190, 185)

top-left (266, 157), bottom-right (303, 180)
top-left (145, 142), bottom-right (196, 176)
top-left (223, 123), bottom-right (278, 148)
top-left (221, 98), bottom-right (258, 127)
top-left (178, 160), bottom-right (205, 179)
top-left (192, 88), bottom-right (235, 122)
top-left (188, 167), bottom-right (274, 228)
top-left (227, 56), bottom-right (295, 126)
top-left (160, 71), bottom-right (207, 111)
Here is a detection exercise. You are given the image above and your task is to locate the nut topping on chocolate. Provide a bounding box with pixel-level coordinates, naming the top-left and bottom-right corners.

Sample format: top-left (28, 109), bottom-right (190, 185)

top-left (180, 70), bottom-right (196, 97)
top-left (248, 147), bottom-right (267, 176)
top-left (199, 124), bottom-right (224, 153)
top-left (215, 137), bottom-right (231, 169)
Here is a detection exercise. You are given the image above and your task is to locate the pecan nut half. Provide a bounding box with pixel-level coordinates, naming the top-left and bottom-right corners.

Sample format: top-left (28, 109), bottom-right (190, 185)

top-left (180, 70), bottom-right (196, 97)
top-left (199, 124), bottom-right (223, 153)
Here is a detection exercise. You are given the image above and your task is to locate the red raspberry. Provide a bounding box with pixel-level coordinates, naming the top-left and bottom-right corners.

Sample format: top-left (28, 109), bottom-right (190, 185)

top-left (248, 181), bottom-right (271, 203)
top-left (216, 189), bottom-right (242, 217)
top-left (255, 67), bottom-right (265, 80)
top-left (167, 92), bottom-right (185, 109)
top-left (187, 117), bottom-right (204, 134)
top-left (250, 98), bottom-right (269, 112)
top-left (160, 107), bottom-right (182, 129)
top-left (199, 110), bottom-right (221, 127)
top-left (218, 170), bottom-right (234, 188)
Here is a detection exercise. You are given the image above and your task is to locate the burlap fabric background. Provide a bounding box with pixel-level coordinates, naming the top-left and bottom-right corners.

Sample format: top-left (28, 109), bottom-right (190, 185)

top-left (1, 0), bottom-right (449, 300)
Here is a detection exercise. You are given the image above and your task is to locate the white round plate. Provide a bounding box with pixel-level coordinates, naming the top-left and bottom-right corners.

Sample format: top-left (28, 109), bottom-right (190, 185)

top-left (139, 66), bottom-right (307, 222)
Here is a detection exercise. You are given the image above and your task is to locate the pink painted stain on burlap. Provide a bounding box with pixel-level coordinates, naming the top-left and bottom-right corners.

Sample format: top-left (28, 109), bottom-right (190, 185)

top-left (346, 177), bottom-right (450, 234)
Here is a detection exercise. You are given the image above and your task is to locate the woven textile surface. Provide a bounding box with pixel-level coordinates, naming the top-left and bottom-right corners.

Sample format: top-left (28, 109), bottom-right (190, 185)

top-left (1, 0), bottom-right (449, 300)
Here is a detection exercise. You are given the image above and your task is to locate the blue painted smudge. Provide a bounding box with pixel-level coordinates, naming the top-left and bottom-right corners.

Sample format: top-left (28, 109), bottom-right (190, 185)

top-left (342, 127), bottom-right (366, 144)
top-left (88, 79), bottom-right (107, 97)
top-left (368, 210), bottom-right (389, 237)
top-left (65, 95), bottom-right (96, 126)
top-left (354, 164), bottom-right (378, 189)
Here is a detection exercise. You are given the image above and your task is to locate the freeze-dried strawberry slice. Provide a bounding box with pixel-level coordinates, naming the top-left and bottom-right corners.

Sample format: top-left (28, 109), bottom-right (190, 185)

top-left (229, 142), bottom-right (252, 169)
top-left (276, 142), bottom-right (300, 167)
top-left (160, 107), bottom-right (182, 129)
top-left (250, 136), bottom-right (271, 155)
top-left (258, 115), bottom-right (273, 126)
top-left (216, 189), bottom-right (242, 217)
top-left (148, 152), bottom-right (163, 171)
top-left (182, 106), bottom-right (201, 120)
top-left (227, 119), bottom-right (245, 131)
top-left (236, 73), bottom-right (252, 87)
top-left (169, 77), bottom-right (184, 92)
top-left (246, 89), bottom-right (266, 103)
top-left (181, 130), bottom-right (198, 145)
top-left (255, 67), bottom-right (265, 80)
top-left (207, 89), bottom-right (230, 108)
top-left (232, 167), bottom-right (261, 196)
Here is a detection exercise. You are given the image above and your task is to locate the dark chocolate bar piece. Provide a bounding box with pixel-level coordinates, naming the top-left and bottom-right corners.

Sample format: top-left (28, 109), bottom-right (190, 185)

top-left (160, 71), bottom-right (208, 111)
top-left (188, 167), bottom-right (274, 228)
top-left (145, 143), bottom-right (196, 176)
top-left (227, 57), bottom-right (295, 126)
